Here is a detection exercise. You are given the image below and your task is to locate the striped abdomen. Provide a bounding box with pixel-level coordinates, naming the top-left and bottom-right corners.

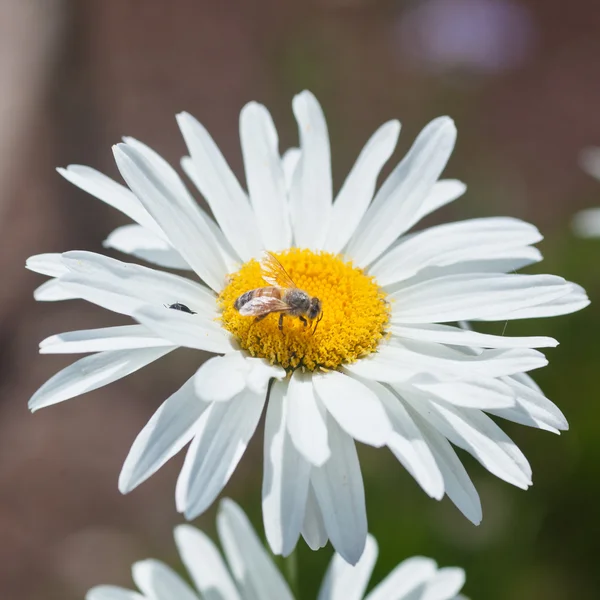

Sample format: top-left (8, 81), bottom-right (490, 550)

top-left (234, 287), bottom-right (282, 311)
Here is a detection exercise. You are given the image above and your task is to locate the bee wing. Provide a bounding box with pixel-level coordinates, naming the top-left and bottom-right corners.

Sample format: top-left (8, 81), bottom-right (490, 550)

top-left (238, 296), bottom-right (291, 317)
top-left (261, 251), bottom-right (297, 289)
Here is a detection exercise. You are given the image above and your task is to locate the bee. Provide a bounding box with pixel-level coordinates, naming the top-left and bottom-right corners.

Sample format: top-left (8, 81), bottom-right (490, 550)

top-left (167, 302), bottom-right (196, 314)
top-left (234, 252), bottom-right (323, 332)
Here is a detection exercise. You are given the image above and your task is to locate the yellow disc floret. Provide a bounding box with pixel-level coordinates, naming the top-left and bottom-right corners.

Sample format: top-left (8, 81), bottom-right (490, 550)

top-left (218, 248), bottom-right (389, 371)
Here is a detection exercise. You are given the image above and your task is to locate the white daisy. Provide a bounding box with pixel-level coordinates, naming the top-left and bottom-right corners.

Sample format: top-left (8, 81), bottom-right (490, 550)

top-left (86, 497), bottom-right (468, 600)
top-left (28, 91), bottom-right (588, 565)
top-left (573, 147), bottom-right (600, 237)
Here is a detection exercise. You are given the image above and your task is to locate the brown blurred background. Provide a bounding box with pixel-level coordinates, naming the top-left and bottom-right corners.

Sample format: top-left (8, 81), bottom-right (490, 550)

top-left (1, 0), bottom-right (600, 598)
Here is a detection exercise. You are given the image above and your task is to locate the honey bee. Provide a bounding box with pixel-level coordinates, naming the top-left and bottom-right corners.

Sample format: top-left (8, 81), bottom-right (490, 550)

top-left (234, 252), bottom-right (323, 332)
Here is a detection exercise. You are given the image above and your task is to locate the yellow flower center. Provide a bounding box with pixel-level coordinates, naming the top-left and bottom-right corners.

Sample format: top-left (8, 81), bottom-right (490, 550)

top-left (218, 248), bottom-right (389, 371)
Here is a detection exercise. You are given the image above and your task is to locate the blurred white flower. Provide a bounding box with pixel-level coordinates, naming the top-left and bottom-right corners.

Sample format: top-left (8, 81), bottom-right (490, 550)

top-left (28, 91), bottom-right (587, 564)
top-left (573, 147), bottom-right (600, 237)
top-left (86, 498), bottom-right (468, 600)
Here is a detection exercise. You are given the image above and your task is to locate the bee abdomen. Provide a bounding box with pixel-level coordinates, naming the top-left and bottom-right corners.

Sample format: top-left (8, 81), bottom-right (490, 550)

top-left (234, 290), bottom-right (254, 311)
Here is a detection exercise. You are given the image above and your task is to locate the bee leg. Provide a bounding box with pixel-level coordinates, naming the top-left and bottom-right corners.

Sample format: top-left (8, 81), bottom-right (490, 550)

top-left (254, 314), bottom-right (269, 324)
top-left (278, 313), bottom-right (285, 331)
top-left (299, 316), bottom-right (308, 327)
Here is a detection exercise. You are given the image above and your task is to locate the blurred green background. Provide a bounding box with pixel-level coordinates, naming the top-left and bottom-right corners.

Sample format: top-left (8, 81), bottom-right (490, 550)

top-left (1, 0), bottom-right (600, 598)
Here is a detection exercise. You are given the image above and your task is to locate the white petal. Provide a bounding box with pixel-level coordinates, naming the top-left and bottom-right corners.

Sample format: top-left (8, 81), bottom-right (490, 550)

top-left (347, 117), bottom-right (456, 267)
top-left (415, 179), bottom-right (466, 222)
top-left (487, 374), bottom-right (568, 433)
top-left (281, 148), bottom-right (300, 191)
top-left (60, 251), bottom-right (217, 318)
top-left (113, 144), bottom-right (228, 291)
top-left (176, 112), bottom-right (262, 261)
top-left (34, 279), bottom-right (76, 301)
top-left (311, 415), bottom-right (367, 565)
top-left (413, 378), bottom-right (517, 410)
top-left (391, 273), bottom-right (573, 323)
top-left (174, 525), bottom-right (241, 600)
top-left (86, 587), bottom-right (144, 600)
top-left (244, 358), bottom-right (286, 394)
top-left (323, 121), bottom-right (400, 253)
top-left (119, 377), bottom-right (211, 493)
top-left (580, 146), bottom-right (600, 179)
top-left (286, 370), bottom-right (330, 466)
top-left (572, 207), bottom-right (600, 237)
top-left (422, 567), bottom-right (466, 600)
top-left (391, 323), bottom-right (557, 349)
top-left (194, 353), bottom-right (249, 402)
top-left (240, 102), bottom-right (291, 250)
top-left (179, 390), bottom-right (266, 519)
top-left (410, 410), bottom-right (482, 524)
top-left (217, 498), bottom-right (294, 600)
top-left (132, 559), bottom-right (199, 600)
top-left (104, 224), bottom-right (191, 270)
top-left (317, 534), bottom-right (378, 600)
top-left (406, 392), bottom-right (532, 489)
top-left (301, 483), bottom-right (329, 551)
top-left (365, 380), bottom-right (444, 499)
top-left (40, 325), bottom-right (173, 354)
top-left (58, 165), bottom-right (159, 233)
top-left (289, 91), bottom-right (332, 248)
top-left (313, 371), bottom-right (392, 447)
top-left (26, 253), bottom-right (68, 277)
top-left (133, 305), bottom-right (232, 354)
top-left (29, 347), bottom-right (173, 411)
top-left (364, 556), bottom-right (437, 600)
top-left (262, 380), bottom-right (311, 556)
top-left (371, 218), bottom-right (542, 286)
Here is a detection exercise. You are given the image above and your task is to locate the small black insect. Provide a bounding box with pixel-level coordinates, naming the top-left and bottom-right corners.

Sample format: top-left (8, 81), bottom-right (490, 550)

top-left (167, 302), bottom-right (196, 314)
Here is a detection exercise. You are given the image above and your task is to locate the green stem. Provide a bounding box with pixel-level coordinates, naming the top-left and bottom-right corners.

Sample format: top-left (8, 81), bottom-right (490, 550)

top-left (283, 547), bottom-right (300, 598)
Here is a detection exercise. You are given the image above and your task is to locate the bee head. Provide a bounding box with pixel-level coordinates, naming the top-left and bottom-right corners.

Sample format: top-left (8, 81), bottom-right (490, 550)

top-left (307, 297), bottom-right (322, 320)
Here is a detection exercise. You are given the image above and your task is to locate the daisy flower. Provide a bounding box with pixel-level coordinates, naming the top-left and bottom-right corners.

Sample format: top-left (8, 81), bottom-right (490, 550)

top-left (86, 498), bottom-right (468, 600)
top-left (573, 147), bottom-right (600, 237)
top-left (27, 91), bottom-right (588, 564)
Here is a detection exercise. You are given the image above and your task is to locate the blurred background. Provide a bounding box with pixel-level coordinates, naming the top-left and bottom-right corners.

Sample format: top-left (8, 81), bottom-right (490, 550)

top-left (1, 0), bottom-right (599, 598)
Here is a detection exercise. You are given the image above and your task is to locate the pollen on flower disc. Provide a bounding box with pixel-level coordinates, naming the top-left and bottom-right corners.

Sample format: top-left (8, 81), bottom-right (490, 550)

top-left (218, 249), bottom-right (390, 371)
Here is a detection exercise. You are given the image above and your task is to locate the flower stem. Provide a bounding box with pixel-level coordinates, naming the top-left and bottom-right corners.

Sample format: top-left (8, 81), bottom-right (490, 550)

top-left (283, 547), bottom-right (300, 598)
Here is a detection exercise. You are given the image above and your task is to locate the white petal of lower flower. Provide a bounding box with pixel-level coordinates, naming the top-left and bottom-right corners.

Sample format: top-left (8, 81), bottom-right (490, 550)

top-left (39, 325), bottom-right (174, 354)
top-left (281, 148), bottom-right (300, 191)
top-left (406, 393), bottom-right (532, 489)
top-left (194, 353), bottom-right (249, 402)
top-left (113, 143), bottom-right (229, 291)
top-left (415, 179), bottom-right (466, 223)
top-left (119, 377), bottom-right (211, 494)
top-left (413, 378), bottom-right (517, 410)
top-left (262, 380), bottom-right (311, 556)
top-left (347, 117), bottom-right (457, 267)
top-left (29, 347), bottom-right (173, 411)
top-left (240, 102), bottom-right (292, 251)
top-left (364, 556), bottom-right (437, 600)
top-left (572, 207), bottom-right (600, 237)
top-left (371, 217), bottom-right (542, 286)
top-left (217, 498), bottom-right (294, 600)
top-left (302, 483), bottom-right (329, 551)
top-left (313, 371), bottom-right (393, 447)
top-left (174, 525), bottom-right (242, 600)
top-left (133, 305), bottom-right (232, 354)
top-left (289, 90), bottom-right (332, 248)
top-left (286, 370), bottom-right (330, 467)
top-left (487, 374), bottom-right (568, 433)
top-left (57, 165), bottom-right (159, 233)
top-left (367, 380), bottom-right (444, 499)
top-left (410, 410), bottom-right (482, 525)
top-left (311, 415), bottom-right (367, 566)
top-left (391, 323), bottom-right (557, 349)
top-left (421, 567), bottom-right (467, 600)
top-left (176, 112), bottom-right (262, 262)
top-left (34, 278), bottom-right (78, 302)
top-left (104, 224), bottom-right (191, 270)
top-left (86, 586), bottom-right (144, 600)
top-left (179, 390), bottom-right (266, 519)
top-left (132, 559), bottom-right (199, 600)
top-left (317, 534), bottom-right (378, 600)
top-left (390, 273), bottom-right (573, 323)
top-left (323, 120), bottom-right (401, 253)
top-left (26, 253), bottom-right (68, 277)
